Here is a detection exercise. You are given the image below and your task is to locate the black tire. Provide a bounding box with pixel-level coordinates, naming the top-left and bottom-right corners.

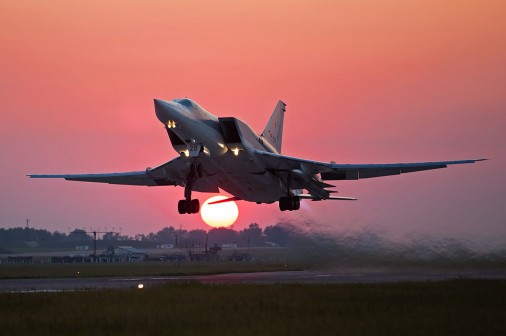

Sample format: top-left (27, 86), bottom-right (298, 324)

top-left (294, 197), bottom-right (300, 210)
top-left (279, 197), bottom-right (287, 211)
top-left (279, 196), bottom-right (300, 211)
top-left (191, 199), bottom-right (200, 214)
top-left (178, 200), bottom-right (187, 214)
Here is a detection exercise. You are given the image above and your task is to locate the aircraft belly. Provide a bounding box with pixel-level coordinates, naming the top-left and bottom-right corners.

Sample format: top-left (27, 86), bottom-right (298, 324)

top-left (218, 174), bottom-right (282, 203)
top-left (213, 155), bottom-right (283, 203)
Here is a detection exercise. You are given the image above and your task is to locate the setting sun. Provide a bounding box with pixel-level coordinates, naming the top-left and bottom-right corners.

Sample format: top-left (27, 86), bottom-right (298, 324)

top-left (200, 196), bottom-right (239, 228)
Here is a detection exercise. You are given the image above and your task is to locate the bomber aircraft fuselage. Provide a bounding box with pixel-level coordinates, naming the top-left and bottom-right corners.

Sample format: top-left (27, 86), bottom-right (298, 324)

top-left (29, 98), bottom-right (485, 214)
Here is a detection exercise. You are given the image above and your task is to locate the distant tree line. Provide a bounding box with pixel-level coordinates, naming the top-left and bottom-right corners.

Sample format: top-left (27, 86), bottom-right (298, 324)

top-left (3, 225), bottom-right (506, 266)
top-left (0, 224), bottom-right (294, 248)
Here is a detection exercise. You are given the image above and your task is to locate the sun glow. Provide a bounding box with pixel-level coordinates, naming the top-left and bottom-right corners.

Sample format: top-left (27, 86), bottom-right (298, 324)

top-left (200, 196), bottom-right (239, 228)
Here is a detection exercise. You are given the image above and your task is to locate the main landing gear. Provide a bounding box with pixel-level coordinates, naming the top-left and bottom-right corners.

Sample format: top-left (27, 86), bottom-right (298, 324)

top-left (279, 196), bottom-right (300, 211)
top-left (178, 199), bottom-right (200, 214)
top-left (178, 163), bottom-right (201, 214)
top-left (277, 171), bottom-right (301, 211)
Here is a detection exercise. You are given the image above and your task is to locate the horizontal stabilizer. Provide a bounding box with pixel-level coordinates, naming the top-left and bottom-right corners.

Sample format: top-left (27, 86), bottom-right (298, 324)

top-left (315, 180), bottom-right (336, 188)
top-left (208, 197), bottom-right (242, 205)
top-left (296, 194), bottom-right (357, 201)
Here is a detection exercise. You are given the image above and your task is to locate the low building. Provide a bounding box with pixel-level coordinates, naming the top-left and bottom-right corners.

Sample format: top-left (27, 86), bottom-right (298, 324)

top-left (157, 243), bottom-right (174, 249)
top-left (113, 246), bottom-right (146, 261)
top-left (7, 256), bottom-right (33, 263)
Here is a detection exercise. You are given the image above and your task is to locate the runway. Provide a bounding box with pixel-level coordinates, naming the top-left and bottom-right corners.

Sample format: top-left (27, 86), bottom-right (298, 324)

top-left (2, 269), bottom-right (506, 292)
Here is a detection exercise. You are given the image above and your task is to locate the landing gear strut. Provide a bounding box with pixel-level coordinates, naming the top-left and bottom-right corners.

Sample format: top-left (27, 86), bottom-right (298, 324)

top-left (178, 163), bottom-right (201, 214)
top-left (278, 170), bottom-right (300, 211)
top-left (279, 196), bottom-right (300, 211)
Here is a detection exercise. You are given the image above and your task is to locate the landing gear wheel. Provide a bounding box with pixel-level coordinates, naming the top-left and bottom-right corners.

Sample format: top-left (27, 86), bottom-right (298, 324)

top-left (279, 196), bottom-right (300, 211)
top-left (178, 199), bottom-right (200, 214)
top-left (292, 197), bottom-right (300, 210)
top-left (279, 197), bottom-right (287, 211)
top-left (177, 162), bottom-right (202, 214)
top-left (178, 200), bottom-right (187, 214)
top-left (191, 199), bottom-right (200, 214)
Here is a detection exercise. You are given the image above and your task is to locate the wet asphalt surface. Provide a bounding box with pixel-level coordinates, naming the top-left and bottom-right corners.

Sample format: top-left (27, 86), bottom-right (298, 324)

top-left (2, 269), bottom-right (506, 292)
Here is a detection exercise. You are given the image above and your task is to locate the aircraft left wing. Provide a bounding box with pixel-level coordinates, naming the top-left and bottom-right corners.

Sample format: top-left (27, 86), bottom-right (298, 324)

top-left (28, 156), bottom-right (220, 192)
top-left (28, 170), bottom-right (168, 186)
top-left (28, 157), bottom-right (185, 186)
top-left (253, 149), bottom-right (486, 181)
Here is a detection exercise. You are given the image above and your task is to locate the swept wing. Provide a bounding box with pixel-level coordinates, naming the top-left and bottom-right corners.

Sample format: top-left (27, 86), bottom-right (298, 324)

top-left (253, 149), bottom-right (486, 180)
top-left (28, 157), bottom-right (219, 192)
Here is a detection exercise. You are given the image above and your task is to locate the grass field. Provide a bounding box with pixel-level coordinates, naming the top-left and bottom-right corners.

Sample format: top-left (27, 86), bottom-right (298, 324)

top-left (1, 280), bottom-right (505, 336)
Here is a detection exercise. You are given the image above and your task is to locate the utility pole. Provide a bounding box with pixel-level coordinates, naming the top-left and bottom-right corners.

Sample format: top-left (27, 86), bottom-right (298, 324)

top-left (92, 231), bottom-right (97, 259)
top-left (87, 230), bottom-right (118, 261)
top-left (25, 219), bottom-right (30, 228)
top-left (71, 228), bottom-right (117, 262)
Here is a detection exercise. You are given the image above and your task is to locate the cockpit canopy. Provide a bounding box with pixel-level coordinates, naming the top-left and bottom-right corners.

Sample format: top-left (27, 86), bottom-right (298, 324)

top-left (173, 98), bottom-right (197, 109)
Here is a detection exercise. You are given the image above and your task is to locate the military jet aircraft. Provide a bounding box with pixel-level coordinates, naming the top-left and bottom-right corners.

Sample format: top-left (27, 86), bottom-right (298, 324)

top-left (29, 98), bottom-right (485, 214)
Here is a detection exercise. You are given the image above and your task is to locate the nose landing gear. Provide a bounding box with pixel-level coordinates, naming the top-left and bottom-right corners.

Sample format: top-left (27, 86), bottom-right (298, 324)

top-left (178, 199), bottom-right (200, 214)
top-left (178, 162), bottom-right (202, 214)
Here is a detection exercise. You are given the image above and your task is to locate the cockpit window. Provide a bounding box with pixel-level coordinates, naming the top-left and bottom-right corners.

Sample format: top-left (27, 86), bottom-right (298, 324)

top-left (175, 98), bottom-right (194, 107)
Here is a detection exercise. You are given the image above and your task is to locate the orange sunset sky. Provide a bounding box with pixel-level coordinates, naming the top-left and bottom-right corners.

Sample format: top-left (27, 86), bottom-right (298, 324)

top-left (1, 1), bottom-right (505, 241)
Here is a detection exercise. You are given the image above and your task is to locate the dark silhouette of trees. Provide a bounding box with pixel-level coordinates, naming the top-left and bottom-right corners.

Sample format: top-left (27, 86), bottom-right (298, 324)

top-left (188, 229), bottom-right (207, 242)
top-left (154, 227), bottom-right (177, 242)
top-left (0, 224), bottom-right (294, 247)
top-left (208, 228), bottom-right (238, 246)
top-left (264, 224), bottom-right (291, 246)
top-left (0, 227), bottom-right (55, 243)
top-left (68, 229), bottom-right (92, 241)
top-left (238, 223), bottom-right (263, 247)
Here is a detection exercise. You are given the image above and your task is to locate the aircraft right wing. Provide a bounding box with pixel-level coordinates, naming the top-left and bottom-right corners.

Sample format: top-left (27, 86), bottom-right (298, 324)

top-left (253, 149), bottom-right (486, 181)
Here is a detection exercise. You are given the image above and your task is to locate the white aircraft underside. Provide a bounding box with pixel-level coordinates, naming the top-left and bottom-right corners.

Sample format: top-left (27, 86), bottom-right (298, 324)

top-left (29, 98), bottom-right (485, 214)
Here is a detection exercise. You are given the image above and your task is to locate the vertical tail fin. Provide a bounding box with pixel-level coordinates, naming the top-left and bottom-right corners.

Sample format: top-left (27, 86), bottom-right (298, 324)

top-left (262, 100), bottom-right (286, 153)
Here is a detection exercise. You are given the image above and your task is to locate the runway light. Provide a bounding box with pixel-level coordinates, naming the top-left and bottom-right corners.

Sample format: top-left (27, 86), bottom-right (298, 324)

top-left (138, 284), bottom-right (144, 289)
top-left (232, 148), bottom-right (239, 156)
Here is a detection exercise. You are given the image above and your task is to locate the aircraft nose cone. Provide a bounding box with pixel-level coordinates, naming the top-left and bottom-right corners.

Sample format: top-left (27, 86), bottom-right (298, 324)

top-left (154, 99), bottom-right (181, 124)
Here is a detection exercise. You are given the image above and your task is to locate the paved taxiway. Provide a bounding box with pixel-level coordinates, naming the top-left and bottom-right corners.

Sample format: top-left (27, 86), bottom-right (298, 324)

top-left (2, 270), bottom-right (506, 292)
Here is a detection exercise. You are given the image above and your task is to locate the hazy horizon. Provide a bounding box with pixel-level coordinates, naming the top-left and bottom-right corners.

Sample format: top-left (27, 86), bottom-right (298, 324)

top-left (1, 1), bottom-right (505, 243)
